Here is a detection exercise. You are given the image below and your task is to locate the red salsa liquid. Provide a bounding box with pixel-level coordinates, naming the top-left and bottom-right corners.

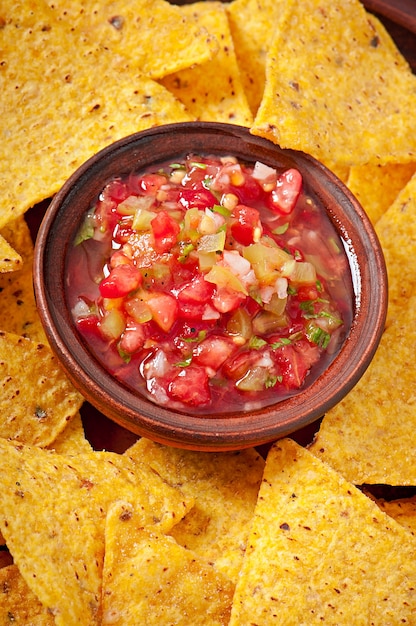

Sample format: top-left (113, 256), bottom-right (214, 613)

top-left (66, 154), bottom-right (353, 414)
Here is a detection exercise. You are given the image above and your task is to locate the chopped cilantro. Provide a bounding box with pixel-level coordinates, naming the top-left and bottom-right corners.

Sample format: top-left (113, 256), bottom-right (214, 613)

top-left (270, 337), bottom-right (292, 349)
top-left (180, 330), bottom-right (207, 343)
top-left (175, 356), bottom-right (193, 367)
top-left (265, 375), bottom-right (283, 388)
top-left (272, 223), bottom-right (289, 235)
top-left (305, 323), bottom-right (331, 349)
top-left (249, 335), bottom-right (267, 349)
top-left (202, 176), bottom-right (214, 190)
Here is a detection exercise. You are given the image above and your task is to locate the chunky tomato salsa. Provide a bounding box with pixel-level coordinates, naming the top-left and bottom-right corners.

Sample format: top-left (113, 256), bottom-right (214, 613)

top-left (67, 154), bottom-right (353, 413)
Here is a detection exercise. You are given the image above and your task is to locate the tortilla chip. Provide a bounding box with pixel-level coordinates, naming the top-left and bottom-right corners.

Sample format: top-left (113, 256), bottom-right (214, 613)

top-left (0, 331), bottom-right (84, 446)
top-left (46, 0), bottom-right (219, 79)
top-left (0, 2), bottom-right (193, 228)
top-left (102, 500), bottom-right (234, 626)
top-left (126, 438), bottom-right (264, 583)
top-left (46, 411), bottom-right (92, 454)
top-left (0, 235), bottom-right (22, 273)
top-left (0, 564), bottom-right (55, 625)
top-left (229, 439), bottom-right (416, 625)
top-left (0, 217), bottom-right (48, 342)
top-left (160, 2), bottom-right (252, 126)
top-left (373, 497), bottom-right (416, 536)
top-left (226, 0), bottom-right (286, 115)
top-left (251, 0), bottom-right (416, 168)
top-left (309, 290), bottom-right (416, 485)
top-left (346, 162), bottom-right (416, 225)
top-left (375, 172), bottom-right (416, 327)
top-left (0, 439), bottom-right (192, 626)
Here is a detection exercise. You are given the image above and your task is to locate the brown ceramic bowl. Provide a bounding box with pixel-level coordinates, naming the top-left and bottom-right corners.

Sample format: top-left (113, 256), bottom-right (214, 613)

top-left (33, 122), bottom-right (387, 451)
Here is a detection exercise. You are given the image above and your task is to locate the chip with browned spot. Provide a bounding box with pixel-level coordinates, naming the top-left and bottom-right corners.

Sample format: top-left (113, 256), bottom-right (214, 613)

top-left (229, 439), bottom-right (416, 624)
top-left (102, 500), bottom-right (234, 625)
top-left (160, 2), bottom-right (252, 126)
top-left (252, 0), bottom-right (416, 168)
top-left (0, 438), bottom-right (193, 626)
top-left (126, 438), bottom-right (264, 583)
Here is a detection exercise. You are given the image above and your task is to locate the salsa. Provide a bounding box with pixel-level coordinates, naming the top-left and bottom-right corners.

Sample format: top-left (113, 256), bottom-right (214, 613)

top-left (66, 154), bottom-right (353, 414)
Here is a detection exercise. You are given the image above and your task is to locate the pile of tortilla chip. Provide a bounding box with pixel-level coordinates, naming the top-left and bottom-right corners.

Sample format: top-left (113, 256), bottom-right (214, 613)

top-left (1, 0), bottom-right (416, 623)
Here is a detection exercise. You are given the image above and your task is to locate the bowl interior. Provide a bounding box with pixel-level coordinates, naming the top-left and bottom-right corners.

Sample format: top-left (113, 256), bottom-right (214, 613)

top-left (34, 122), bottom-right (387, 450)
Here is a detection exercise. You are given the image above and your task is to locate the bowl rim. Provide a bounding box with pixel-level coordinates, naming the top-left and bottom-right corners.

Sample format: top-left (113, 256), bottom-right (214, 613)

top-left (33, 121), bottom-right (387, 450)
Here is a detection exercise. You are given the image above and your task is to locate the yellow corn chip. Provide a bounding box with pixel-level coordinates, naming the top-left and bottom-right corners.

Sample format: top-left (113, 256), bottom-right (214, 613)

top-left (0, 217), bottom-right (47, 342)
top-left (0, 2), bottom-right (192, 228)
top-left (0, 235), bottom-right (22, 273)
top-left (46, 411), bottom-right (92, 454)
top-left (0, 439), bottom-right (192, 626)
top-left (46, 0), bottom-right (219, 79)
top-left (252, 0), bottom-right (416, 168)
top-left (160, 2), bottom-right (252, 126)
top-left (0, 564), bottom-right (55, 625)
top-left (226, 0), bottom-right (286, 115)
top-left (102, 500), bottom-right (234, 626)
top-left (309, 290), bottom-right (416, 485)
top-left (375, 172), bottom-right (416, 327)
top-left (0, 331), bottom-right (84, 446)
top-left (346, 162), bottom-right (416, 225)
top-left (373, 496), bottom-right (416, 536)
top-left (229, 439), bottom-right (416, 625)
top-left (126, 438), bottom-right (264, 583)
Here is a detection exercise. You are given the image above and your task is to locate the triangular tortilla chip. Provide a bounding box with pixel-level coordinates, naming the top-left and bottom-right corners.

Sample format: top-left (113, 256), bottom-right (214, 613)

top-left (309, 290), bottom-right (416, 485)
top-left (226, 0), bottom-right (287, 114)
top-left (375, 172), bottom-right (416, 327)
top-left (126, 438), bottom-right (264, 583)
top-left (346, 162), bottom-right (416, 225)
top-left (160, 2), bottom-right (252, 126)
top-left (102, 500), bottom-right (234, 626)
top-left (0, 2), bottom-right (193, 228)
top-left (372, 496), bottom-right (416, 536)
top-left (46, 411), bottom-right (92, 454)
top-left (45, 0), bottom-right (219, 79)
top-left (0, 217), bottom-right (48, 342)
top-left (0, 331), bottom-right (84, 446)
top-left (251, 0), bottom-right (416, 168)
top-left (229, 439), bottom-right (416, 625)
top-left (0, 235), bottom-right (22, 273)
top-left (0, 439), bottom-right (192, 626)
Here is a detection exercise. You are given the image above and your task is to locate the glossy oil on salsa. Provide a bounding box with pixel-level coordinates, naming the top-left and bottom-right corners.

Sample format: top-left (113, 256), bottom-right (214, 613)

top-left (66, 154), bottom-right (353, 414)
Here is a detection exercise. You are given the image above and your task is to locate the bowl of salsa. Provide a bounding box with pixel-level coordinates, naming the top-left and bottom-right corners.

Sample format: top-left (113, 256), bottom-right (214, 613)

top-left (34, 122), bottom-right (387, 450)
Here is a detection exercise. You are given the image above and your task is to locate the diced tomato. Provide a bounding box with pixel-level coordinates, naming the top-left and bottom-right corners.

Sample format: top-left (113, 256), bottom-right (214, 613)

top-left (76, 314), bottom-right (100, 336)
top-left (137, 174), bottom-right (167, 195)
top-left (118, 321), bottom-right (146, 354)
top-left (296, 284), bottom-right (320, 301)
top-left (272, 340), bottom-right (319, 389)
top-left (230, 204), bottom-right (262, 246)
top-left (102, 178), bottom-right (129, 203)
top-left (145, 292), bottom-right (178, 332)
top-left (99, 264), bottom-right (142, 298)
top-left (268, 168), bottom-right (302, 215)
top-left (167, 365), bottom-right (211, 406)
top-left (212, 286), bottom-right (246, 313)
top-left (193, 336), bottom-right (236, 371)
top-left (222, 349), bottom-right (261, 381)
top-left (151, 210), bottom-right (181, 253)
top-left (177, 275), bottom-right (215, 304)
top-left (230, 174), bottom-right (262, 204)
top-left (178, 188), bottom-right (217, 211)
top-left (176, 275), bottom-right (215, 319)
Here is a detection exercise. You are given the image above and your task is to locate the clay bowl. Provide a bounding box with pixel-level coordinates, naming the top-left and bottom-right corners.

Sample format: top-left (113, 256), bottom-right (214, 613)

top-left (33, 122), bottom-right (387, 451)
